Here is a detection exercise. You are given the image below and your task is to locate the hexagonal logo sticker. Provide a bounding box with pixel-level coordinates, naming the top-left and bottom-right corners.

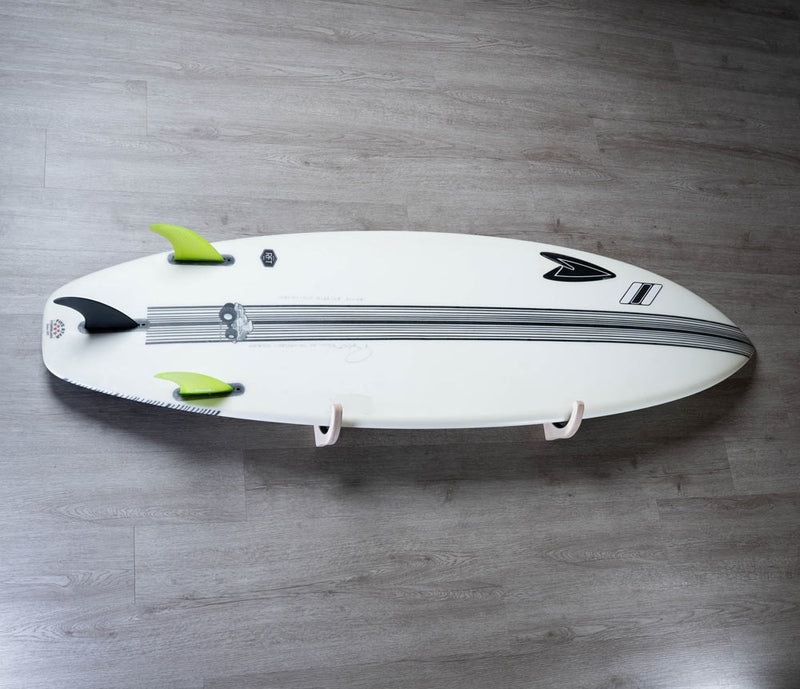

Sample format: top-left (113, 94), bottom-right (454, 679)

top-left (261, 249), bottom-right (277, 267)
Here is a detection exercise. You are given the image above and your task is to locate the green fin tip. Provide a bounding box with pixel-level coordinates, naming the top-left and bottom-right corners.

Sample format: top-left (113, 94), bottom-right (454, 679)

top-left (150, 223), bottom-right (225, 263)
top-left (155, 372), bottom-right (233, 396)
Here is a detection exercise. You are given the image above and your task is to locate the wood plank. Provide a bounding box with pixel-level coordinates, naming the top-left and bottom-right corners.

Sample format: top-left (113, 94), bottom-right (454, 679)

top-left (466, 0), bottom-right (800, 55)
top-left (1, 447), bottom-right (246, 526)
top-left (0, 71), bottom-right (146, 133)
top-left (202, 630), bottom-right (740, 689)
top-left (593, 116), bottom-right (800, 187)
top-left (44, 131), bottom-right (538, 203)
top-left (0, 127), bottom-right (44, 187)
top-left (675, 40), bottom-right (800, 98)
top-left (728, 439), bottom-right (800, 494)
top-left (657, 493), bottom-right (800, 577)
top-left (146, 78), bottom-right (597, 160)
top-left (244, 436), bottom-right (735, 500)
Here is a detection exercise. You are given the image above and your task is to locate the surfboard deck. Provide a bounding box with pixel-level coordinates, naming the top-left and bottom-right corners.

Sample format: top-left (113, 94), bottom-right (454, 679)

top-left (42, 230), bottom-right (753, 441)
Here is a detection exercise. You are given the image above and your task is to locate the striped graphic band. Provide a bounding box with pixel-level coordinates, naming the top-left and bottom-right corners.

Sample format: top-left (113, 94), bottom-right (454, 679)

top-left (146, 305), bottom-right (754, 357)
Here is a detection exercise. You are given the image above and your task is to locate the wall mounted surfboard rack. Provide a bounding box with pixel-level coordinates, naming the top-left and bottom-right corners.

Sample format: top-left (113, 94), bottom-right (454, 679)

top-left (542, 401), bottom-right (584, 441)
top-left (314, 404), bottom-right (343, 447)
top-left (310, 401), bottom-right (584, 447)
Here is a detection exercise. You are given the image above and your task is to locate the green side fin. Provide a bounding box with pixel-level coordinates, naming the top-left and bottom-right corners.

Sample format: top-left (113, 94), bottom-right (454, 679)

top-left (155, 372), bottom-right (233, 396)
top-left (150, 223), bottom-right (225, 263)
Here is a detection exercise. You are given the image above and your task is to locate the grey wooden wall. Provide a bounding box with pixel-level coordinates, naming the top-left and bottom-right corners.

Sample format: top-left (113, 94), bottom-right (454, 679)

top-left (2, 1), bottom-right (799, 687)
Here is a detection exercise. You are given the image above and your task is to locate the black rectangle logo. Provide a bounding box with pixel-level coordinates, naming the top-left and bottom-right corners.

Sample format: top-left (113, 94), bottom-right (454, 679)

top-left (621, 282), bottom-right (662, 306)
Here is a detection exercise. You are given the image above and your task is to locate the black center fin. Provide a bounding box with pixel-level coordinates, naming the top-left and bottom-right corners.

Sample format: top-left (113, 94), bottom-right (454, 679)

top-left (53, 297), bottom-right (140, 333)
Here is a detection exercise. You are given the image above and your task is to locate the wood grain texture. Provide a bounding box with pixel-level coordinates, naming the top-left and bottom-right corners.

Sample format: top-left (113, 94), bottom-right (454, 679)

top-left (1, 0), bottom-right (798, 687)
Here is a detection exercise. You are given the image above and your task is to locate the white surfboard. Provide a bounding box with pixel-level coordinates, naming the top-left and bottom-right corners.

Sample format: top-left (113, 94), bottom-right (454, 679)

top-left (42, 228), bottom-right (753, 444)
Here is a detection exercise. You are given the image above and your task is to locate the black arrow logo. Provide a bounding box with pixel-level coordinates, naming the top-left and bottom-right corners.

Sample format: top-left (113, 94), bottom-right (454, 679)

top-left (541, 252), bottom-right (616, 282)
